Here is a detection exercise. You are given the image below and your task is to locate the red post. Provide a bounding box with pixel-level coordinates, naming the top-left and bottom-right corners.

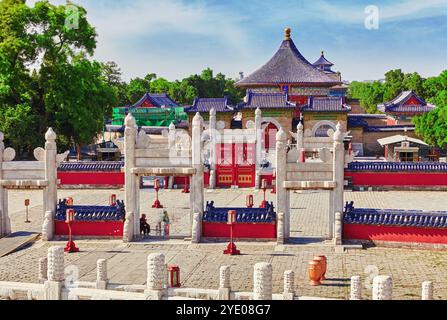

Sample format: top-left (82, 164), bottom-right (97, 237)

top-left (168, 265), bottom-right (181, 288)
top-left (152, 179), bottom-right (163, 209)
top-left (64, 209), bottom-right (79, 253)
top-left (260, 179), bottom-right (268, 208)
top-left (224, 210), bottom-right (240, 255)
top-left (182, 176), bottom-right (190, 194)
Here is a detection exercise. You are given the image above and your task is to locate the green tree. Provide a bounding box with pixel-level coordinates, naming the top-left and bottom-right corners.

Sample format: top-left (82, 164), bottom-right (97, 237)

top-left (383, 69), bottom-right (405, 101)
top-left (0, 0), bottom-right (116, 159)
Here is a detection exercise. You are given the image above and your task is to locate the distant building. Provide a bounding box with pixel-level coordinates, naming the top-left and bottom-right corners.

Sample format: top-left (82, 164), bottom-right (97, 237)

top-left (377, 90), bottom-right (436, 126)
top-left (108, 93), bottom-right (188, 134)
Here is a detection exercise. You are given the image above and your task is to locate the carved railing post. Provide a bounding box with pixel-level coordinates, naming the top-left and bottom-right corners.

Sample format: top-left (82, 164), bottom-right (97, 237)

top-left (332, 123), bottom-right (345, 243)
top-left (209, 108), bottom-right (217, 189)
top-left (39, 257), bottom-right (48, 284)
top-left (191, 113), bottom-right (204, 236)
top-left (283, 270), bottom-right (295, 300)
top-left (124, 114), bottom-right (137, 240)
top-left (277, 212), bottom-right (284, 245)
top-left (276, 128), bottom-right (289, 240)
top-left (218, 266), bottom-right (231, 300)
top-left (191, 212), bottom-right (201, 244)
top-left (372, 275), bottom-right (393, 300)
top-left (44, 246), bottom-right (65, 300)
top-left (145, 253), bottom-right (167, 300)
top-left (350, 275), bottom-right (362, 300)
top-left (96, 259), bottom-right (108, 290)
top-left (422, 281), bottom-right (434, 300)
top-left (296, 122), bottom-right (304, 150)
top-left (253, 263), bottom-right (273, 300)
top-left (0, 132), bottom-right (7, 237)
top-left (41, 128), bottom-right (57, 241)
top-left (255, 108), bottom-right (262, 189)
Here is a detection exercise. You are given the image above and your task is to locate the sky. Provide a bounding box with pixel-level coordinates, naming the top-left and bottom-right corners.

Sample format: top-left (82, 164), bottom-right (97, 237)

top-left (26, 0), bottom-right (447, 82)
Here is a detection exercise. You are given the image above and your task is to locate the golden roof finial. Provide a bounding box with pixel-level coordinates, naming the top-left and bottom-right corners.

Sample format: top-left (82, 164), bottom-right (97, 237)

top-left (284, 27), bottom-right (291, 40)
top-left (321, 51), bottom-right (324, 56)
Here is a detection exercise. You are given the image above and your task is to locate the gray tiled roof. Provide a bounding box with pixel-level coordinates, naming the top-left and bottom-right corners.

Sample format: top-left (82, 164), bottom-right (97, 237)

top-left (185, 97), bottom-right (234, 113)
top-left (301, 97), bottom-right (351, 113)
top-left (243, 92), bottom-right (294, 109)
top-left (236, 36), bottom-right (341, 87)
top-left (377, 91), bottom-right (435, 113)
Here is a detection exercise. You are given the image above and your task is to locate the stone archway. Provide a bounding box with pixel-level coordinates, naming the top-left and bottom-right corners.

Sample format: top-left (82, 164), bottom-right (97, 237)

top-left (311, 121), bottom-right (337, 138)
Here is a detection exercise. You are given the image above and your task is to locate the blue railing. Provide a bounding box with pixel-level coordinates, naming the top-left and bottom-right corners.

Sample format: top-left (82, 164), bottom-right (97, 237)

top-left (55, 199), bottom-right (126, 222)
top-left (58, 161), bottom-right (124, 172)
top-left (343, 201), bottom-right (447, 229)
top-left (203, 201), bottom-right (276, 224)
top-left (347, 162), bottom-right (447, 172)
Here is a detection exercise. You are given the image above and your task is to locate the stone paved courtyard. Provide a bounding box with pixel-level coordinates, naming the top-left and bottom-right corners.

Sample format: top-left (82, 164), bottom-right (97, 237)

top-left (1, 189), bottom-right (447, 300)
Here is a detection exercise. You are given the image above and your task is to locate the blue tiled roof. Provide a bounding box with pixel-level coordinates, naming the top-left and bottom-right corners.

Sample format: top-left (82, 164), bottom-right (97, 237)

top-left (344, 202), bottom-right (447, 229)
top-left (185, 97), bottom-right (235, 113)
top-left (377, 91), bottom-right (435, 113)
top-left (301, 97), bottom-right (351, 113)
top-left (243, 91), bottom-right (294, 109)
top-left (365, 125), bottom-right (415, 132)
top-left (58, 162), bottom-right (124, 172)
top-left (346, 162), bottom-right (447, 172)
top-left (130, 93), bottom-right (179, 109)
top-left (55, 199), bottom-right (126, 222)
top-left (236, 33), bottom-right (341, 87)
top-left (313, 52), bottom-right (334, 67)
top-left (203, 201), bottom-right (276, 223)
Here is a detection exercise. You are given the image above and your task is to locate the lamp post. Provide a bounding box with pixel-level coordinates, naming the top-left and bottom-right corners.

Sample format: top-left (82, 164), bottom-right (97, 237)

top-left (223, 210), bottom-right (240, 255)
top-left (168, 265), bottom-right (181, 288)
top-left (246, 195), bottom-right (254, 208)
top-left (182, 176), bottom-right (190, 194)
top-left (24, 199), bottom-right (31, 223)
top-left (271, 171), bottom-right (277, 194)
top-left (260, 179), bottom-right (268, 208)
top-left (152, 179), bottom-right (164, 209)
top-left (64, 209), bottom-right (79, 253)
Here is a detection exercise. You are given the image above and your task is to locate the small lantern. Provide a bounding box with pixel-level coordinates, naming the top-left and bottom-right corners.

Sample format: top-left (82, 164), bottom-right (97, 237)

top-left (110, 194), bottom-right (117, 206)
top-left (246, 195), bottom-right (254, 208)
top-left (261, 179), bottom-right (268, 190)
top-left (154, 179), bottom-right (160, 190)
top-left (67, 197), bottom-right (74, 206)
top-left (66, 209), bottom-right (75, 224)
top-left (168, 265), bottom-right (181, 288)
top-left (227, 210), bottom-right (237, 225)
top-left (25, 199), bottom-right (30, 206)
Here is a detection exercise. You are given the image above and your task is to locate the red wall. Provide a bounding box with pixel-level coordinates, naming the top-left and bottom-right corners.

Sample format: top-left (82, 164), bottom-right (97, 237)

top-left (345, 172), bottom-right (447, 186)
top-left (202, 222), bottom-right (277, 239)
top-left (55, 221), bottom-right (123, 237)
top-left (58, 172), bottom-right (125, 186)
top-left (344, 224), bottom-right (447, 244)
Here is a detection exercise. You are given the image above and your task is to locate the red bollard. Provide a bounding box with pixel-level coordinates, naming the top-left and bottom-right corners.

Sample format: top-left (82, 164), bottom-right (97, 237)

top-left (152, 179), bottom-right (164, 209)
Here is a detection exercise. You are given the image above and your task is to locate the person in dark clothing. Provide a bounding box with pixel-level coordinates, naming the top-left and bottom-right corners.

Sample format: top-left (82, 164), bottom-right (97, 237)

top-left (140, 214), bottom-right (151, 238)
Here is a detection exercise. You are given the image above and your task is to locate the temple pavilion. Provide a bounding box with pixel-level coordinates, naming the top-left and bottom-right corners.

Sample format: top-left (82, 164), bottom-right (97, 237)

top-left (185, 27), bottom-right (351, 188)
top-left (109, 93), bottom-right (188, 134)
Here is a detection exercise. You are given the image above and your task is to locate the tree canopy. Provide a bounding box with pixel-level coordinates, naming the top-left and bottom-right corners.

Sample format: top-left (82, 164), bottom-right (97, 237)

top-left (0, 0), bottom-right (116, 158)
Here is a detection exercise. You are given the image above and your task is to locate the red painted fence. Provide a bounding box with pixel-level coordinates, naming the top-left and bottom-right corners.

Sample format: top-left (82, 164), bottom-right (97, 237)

top-left (345, 172), bottom-right (447, 187)
top-left (202, 222), bottom-right (277, 239)
top-left (58, 172), bottom-right (125, 186)
top-left (55, 221), bottom-right (124, 238)
top-left (344, 223), bottom-right (447, 245)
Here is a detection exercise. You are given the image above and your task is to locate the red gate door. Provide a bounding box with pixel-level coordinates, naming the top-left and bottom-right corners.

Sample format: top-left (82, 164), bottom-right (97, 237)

top-left (235, 143), bottom-right (255, 188)
top-left (216, 143), bottom-right (255, 188)
top-left (216, 143), bottom-right (233, 187)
